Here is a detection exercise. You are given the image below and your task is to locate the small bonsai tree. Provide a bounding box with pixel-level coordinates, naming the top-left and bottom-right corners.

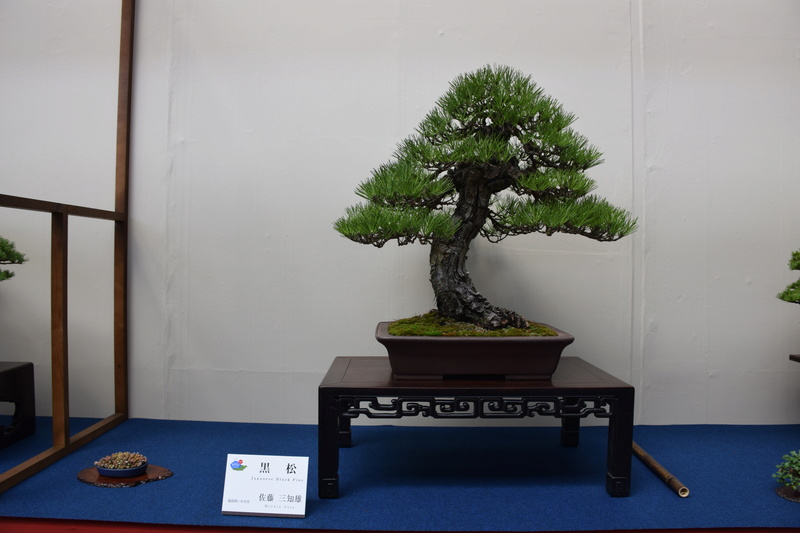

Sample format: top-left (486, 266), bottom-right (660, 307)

top-left (335, 65), bottom-right (637, 330)
top-left (778, 250), bottom-right (800, 304)
top-left (773, 450), bottom-right (800, 493)
top-left (0, 236), bottom-right (27, 282)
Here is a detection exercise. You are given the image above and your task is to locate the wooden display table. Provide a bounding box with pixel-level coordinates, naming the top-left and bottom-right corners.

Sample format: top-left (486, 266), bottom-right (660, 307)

top-left (318, 356), bottom-right (635, 498)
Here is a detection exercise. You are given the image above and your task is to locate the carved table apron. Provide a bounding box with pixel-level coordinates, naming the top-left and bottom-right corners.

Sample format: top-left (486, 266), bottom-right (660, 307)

top-left (318, 356), bottom-right (634, 498)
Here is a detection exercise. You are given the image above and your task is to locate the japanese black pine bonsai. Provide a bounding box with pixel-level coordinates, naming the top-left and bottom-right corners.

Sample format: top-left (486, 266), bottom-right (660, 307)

top-left (335, 65), bottom-right (636, 331)
top-left (0, 236), bottom-right (26, 282)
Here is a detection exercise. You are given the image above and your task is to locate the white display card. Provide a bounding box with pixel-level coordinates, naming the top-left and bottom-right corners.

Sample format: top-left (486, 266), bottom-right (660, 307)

top-left (221, 453), bottom-right (309, 518)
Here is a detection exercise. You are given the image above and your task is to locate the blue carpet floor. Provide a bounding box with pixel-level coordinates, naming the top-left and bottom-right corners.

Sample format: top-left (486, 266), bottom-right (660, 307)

top-left (0, 418), bottom-right (798, 531)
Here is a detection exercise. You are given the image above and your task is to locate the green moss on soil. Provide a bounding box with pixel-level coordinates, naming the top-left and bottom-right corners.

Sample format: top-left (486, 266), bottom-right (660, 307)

top-left (388, 311), bottom-right (557, 337)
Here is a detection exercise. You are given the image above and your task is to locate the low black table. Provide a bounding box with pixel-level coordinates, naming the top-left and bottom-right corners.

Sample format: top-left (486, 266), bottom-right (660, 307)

top-left (318, 356), bottom-right (634, 498)
top-left (0, 361), bottom-right (35, 448)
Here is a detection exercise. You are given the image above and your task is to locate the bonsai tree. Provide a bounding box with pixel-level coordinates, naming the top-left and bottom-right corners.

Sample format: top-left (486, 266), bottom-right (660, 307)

top-left (778, 249), bottom-right (800, 304)
top-left (773, 450), bottom-right (800, 498)
top-left (335, 65), bottom-right (637, 330)
top-left (0, 236), bottom-right (27, 282)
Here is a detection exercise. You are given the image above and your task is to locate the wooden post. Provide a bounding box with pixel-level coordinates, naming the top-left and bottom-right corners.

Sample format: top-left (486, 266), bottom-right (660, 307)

top-left (113, 0), bottom-right (135, 418)
top-left (50, 212), bottom-right (70, 447)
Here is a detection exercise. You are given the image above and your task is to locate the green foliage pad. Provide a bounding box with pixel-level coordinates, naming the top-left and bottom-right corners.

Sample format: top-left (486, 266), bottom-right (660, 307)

top-left (778, 250), bottom-right (800, 304)
top-left (335, 64), bottom-right (637, 247)
top-left (0, 236), bottom-right (27, 282)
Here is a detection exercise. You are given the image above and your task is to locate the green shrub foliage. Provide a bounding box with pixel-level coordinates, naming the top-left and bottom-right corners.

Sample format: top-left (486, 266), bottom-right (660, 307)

top-left (774, 450), bottom-right (800, 491)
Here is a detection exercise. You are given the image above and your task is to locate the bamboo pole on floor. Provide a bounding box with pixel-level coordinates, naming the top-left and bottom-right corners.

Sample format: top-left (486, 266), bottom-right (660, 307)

top-left (632, 441), bottom-right (690, 497)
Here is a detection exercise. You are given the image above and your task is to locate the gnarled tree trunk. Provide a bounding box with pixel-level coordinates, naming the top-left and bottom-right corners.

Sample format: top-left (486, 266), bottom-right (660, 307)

top-left (428, 165), bottom-right (528, 330)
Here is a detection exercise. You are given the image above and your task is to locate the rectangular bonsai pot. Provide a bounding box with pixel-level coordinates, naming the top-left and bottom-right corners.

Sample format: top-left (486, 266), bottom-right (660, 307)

top-left (375, 321), bottom-right (574, 380)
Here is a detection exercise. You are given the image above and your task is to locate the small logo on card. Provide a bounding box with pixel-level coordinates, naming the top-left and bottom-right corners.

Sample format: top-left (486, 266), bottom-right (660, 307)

top-left (229, 459), bottom-right (247, 471)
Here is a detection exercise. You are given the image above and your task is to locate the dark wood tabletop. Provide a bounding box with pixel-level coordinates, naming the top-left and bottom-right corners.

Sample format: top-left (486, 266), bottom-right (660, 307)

top-left (320, 356), bottom-right (632, 393)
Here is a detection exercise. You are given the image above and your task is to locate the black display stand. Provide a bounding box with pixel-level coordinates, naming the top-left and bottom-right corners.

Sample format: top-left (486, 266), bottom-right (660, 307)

top-left (318, 356), bottom-right (635, 498)
top-left (0, 362), bottom-right (35, 449)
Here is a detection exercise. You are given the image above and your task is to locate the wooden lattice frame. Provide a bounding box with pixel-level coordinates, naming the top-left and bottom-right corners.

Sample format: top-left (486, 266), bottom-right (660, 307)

top-left (0, 0), bottom-right (135, 493)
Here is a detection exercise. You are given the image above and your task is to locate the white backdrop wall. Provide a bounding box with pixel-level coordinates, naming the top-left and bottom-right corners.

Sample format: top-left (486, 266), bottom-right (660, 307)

top-left (0, 0), bottom-right (798, 427)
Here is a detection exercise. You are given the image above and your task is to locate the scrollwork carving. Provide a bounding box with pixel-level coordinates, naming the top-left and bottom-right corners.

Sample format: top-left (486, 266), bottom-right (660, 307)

top-left (339, 395), bottom-right (615, 419)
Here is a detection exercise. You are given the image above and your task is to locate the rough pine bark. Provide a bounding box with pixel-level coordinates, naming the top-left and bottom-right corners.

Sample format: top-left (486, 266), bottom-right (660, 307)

top-left (428, 164), bottom-right (528, 330)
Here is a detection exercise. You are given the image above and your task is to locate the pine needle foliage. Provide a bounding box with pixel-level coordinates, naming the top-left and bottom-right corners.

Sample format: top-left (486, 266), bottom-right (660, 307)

top-left (778, 250), bottom-right (800, 304)
top-left (0, 236), bottom-right (27, 282)
top-left (334, 204), bottom-right (457, 247)
top-left (335, 64), bottom-right (636, 247)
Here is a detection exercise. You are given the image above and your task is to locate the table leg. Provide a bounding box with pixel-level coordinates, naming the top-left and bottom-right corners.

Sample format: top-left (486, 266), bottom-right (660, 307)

top-left (605, 389), bottom-right (634, 497)
top-left (338, 413), bottom-right (352, 448)
top-left (560, 397), bottom-right (581, 447)
top-left (318, 389), bottom-right (340, 498)
top-left (560, 417), bottom-right (580, 447)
